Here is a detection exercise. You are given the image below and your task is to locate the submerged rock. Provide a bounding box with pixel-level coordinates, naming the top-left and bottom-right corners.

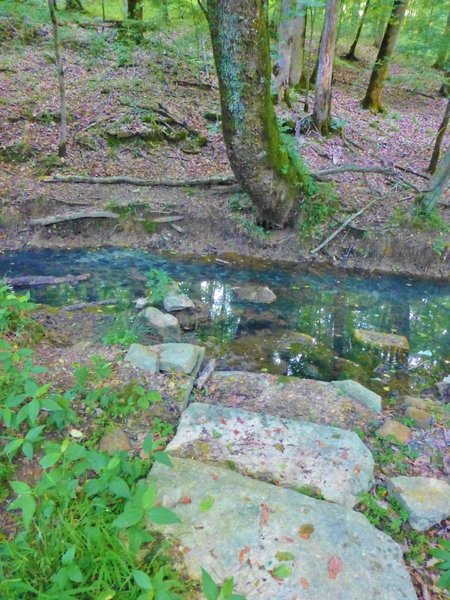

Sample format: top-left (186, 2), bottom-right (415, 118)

top-left (330, 379), bottom-right (382, 413)
top-left (387, 476), bottom-right (450, 531)
top-left (167, 402), bottom-right (374, 506)
top-left (377, 419), bottom-right (411, 445)
top-left (354, 329), bottom-right (409, 351)
top-left (232, 284), bottom-right (277, 304)
top-left (125, 343), bottom-right (159, 373)
top-left (151, 342), bottom-right (204, 374)
top-left (148, 458), bottom-right (417, 600)
top-left (142, 306), bottom-right (181, 342)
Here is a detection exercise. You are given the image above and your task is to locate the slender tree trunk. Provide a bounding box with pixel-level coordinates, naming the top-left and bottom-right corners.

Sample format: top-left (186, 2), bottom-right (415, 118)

top-left (275, 0), bottom-right (295, 104)
top-left (303, 6), bottom-right (316, 111)
top-left (128, 0), bottom-right (143, 19)
top-left (362, 0), bottom-right (408, 113)
top-left (312, 0), bottom-right (340, 135)
top-left (372, 12), bottom-right (385, 48)
top-left (416, 147), bottom-right (450, 215)
top-left (48, 0), bottom-right (67, 158)
top-left (345, 0), bottom-right (371, 60)
top-left (428, 99), bottom-right (450, 175)
top-left (289, 0), bottom-right (307, 88)
top-left (433, 11), bottom-right (450, 70)
top-left (207, 0), bottom-right (306, 227)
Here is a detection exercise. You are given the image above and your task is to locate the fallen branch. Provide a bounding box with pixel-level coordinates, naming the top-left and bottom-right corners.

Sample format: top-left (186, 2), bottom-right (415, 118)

top-left (195, 359), bottom-right (216, 389)
top-left (175, 79), bottom-right (217, 91)
top-left (61, 299), bottom-right (118, 311)
top-left (313, 165), bottom-right (396, 179)
top-left (7, 274), bottom-right (91, 287)
top-left (30, 210), bottom-right (119, 226)
top-left (310, 199), bottom-right (377, 255)
top-left (42, 175), bottom-right (237, 187)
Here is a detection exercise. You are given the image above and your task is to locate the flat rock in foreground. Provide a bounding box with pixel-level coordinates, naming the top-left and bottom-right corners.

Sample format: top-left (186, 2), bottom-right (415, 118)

top-left (202, 372), bottom-right (375, 431)
top-left (167, 403), bottom-right (374, 506)
top-left (149, 458), bottom-right (417, 600)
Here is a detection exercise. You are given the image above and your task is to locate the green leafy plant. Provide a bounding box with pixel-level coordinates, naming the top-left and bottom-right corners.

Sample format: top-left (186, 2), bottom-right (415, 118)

top-left (201, 568), bottom-right (246, 600)
top-left (430, 539), bottom-right (450, 591)
top-left (0, 281), bottom-right (38, 336)
top-left (146, 268), bottom-right (174, 306)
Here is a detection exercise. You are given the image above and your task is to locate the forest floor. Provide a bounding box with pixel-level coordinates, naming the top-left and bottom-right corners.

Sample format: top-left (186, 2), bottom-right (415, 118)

top-left (0, 20), bottom-right (449, 277)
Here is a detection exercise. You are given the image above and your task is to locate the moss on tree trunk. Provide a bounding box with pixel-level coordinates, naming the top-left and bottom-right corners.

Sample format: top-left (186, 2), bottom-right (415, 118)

top-left (207, 0), bottom-right (306, 227)
top-left (362, 0), bottom-right (407, 113)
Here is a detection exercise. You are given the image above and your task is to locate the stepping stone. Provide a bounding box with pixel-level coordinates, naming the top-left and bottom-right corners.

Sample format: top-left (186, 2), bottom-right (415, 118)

top-left (354, 329), bottom-right (409, 351)
top-left (125, 343), bottom-right (159, 373)
top-left (232, 284), bottom-right (277, 304)
top-left (331, 379), bottom-right (382, 413)
top-left (377, 419), bottom-right (412, 445)
top-left (163, 292), bottom-right (194, 312)
top-left (151, 343), bottom-right (204, 374)
top-left (404, 406), bottom-right (432, 428)
top-left (148, 458), bottom-right (417, 600)
top-left (167, 403), bottom-right (374, 506)
top-left (203, 372), bottom-right (375, 432)
top-left (142, 306), bottom-right (181, 342)
top-left (99, 426), bottom-right (131, 454)
top-left (387, 476), bottom-right (450, 531)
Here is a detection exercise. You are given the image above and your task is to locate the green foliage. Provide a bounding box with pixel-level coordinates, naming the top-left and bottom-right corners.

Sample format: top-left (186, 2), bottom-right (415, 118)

top-left (102, 312), bottom-right (144, 346)
top-left (146, 268), bottom-right (174, 306)
top-left (0, 282), bottom-right (37, 336)
top-left (372, 434), bottom-right (419, 475)
top-left (201, 569), bottom-right (246, 600)
top-left (430, 539), bottom-right (450, 591)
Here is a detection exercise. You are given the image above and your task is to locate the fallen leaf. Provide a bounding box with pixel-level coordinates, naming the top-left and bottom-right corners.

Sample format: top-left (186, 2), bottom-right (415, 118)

top-left (178, 496), bottom-right (192, 504)
top-left (300, 577), bottom-right (309, 590)
top-left (239, 545), bottom-right (250, 564)
top-left (276, 551), bottom-right (296, 561)
top-left (260, 502), bottom-right (270, 527)
top-left (328, 555), bottom-right (343, 579)
top-left (298, 523), bottom-right (314, 540)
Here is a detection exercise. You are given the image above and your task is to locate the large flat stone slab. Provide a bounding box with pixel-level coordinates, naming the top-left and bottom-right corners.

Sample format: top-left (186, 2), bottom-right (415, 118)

top-left (151, 343), bottom-right (205, 374)
top-left (148, 458), bottom-right (417, 600)
top-left (200, 372), bottom-right (375, 432)
top-left (125, 343), bottom-right (159, 373)
top-left (387, 476), bottom-right (450, 531)
top-left (331, 379), bottom-right (382, 413)
top-left (167, 403), bottom-right (374, 506)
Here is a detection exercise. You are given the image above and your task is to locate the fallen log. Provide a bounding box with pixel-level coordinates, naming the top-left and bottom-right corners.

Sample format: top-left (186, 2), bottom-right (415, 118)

top-left (42, 175), bottom-right (237, 187)
top-left (61, 299), bottom-right (118, 311)
top-left (7, 274), bottom-right (91, 287)
top-left (30, 210), bottom-right (119, 226)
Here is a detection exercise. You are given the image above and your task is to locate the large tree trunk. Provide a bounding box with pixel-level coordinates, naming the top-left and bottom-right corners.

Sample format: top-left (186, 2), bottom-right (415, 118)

top-left (428, 99), bottom-right (450, 175)
top-left (433, 11), bottom-right (450, 70)
top-left (312, 0), bottom-right (340, 135)
top-left (345, 0), bottom-right (371, 60)
top-left (48, 0), bottom-right (67, 157)
top-left (362, 0), bottom-right (407, 113)
top-left (289, 0), bottom-right (307, 88)
top-left (207, 0), bottom-right (305, 227)
top-left (128, 0), bottom-right (143, 19)
top-left (416, 147), bottom-right (450, 215)
top-left (275, 0), bottom-right (295, 104)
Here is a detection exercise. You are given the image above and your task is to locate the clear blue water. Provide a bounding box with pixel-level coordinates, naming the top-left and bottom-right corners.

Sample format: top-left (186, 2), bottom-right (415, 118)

top-left (1, 247), bottom-right (449, 395)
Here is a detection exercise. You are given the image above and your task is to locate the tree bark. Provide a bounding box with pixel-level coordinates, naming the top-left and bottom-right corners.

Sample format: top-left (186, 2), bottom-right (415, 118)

top-left (65, 0), bottom-right (84, 11)
top-left (289, 0), bottom-right (307, 88)
top-left (345, 0), bottom-right (371, 60)
top-left (416, 147), bottom-right (450, 215)
top-left (433, 11), bottom-right (450, 70)
top-left (275, 0), bottom-right (295, 104)
top-left (428, 99), bottom-right (450, 175)
top-left (207, 0), bottom-right (305, 227)
top-left (362, 0), bottom-right (408, 113)
top-left (48, 0), bottom-right (67, 158)
top-left (128, 0), bottom-right (143, 19)
top-left (312, 0), bottom-right (340, 135)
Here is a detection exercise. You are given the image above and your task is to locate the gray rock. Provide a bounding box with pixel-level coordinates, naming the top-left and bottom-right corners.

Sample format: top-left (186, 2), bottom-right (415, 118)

top-left (142, 306), bottom-right (181, 342)
top-left (404, 406), bottom-right (432, 428)
top-left (163, 292), bottom-right (194, 312)
top-left (99, 426), bottom-right (131, 454)
top-left (330, 379), bottom-right (382, 413)
top-left (437, 375), bottom-right (450, 403)
top-left (134, 297), bottom-right (149, 310)
top-left (148, 458), bottom-right (417, 600)
top-left (167, 403), bottom-right (374, 506)
top-left (125, 343), bottom-right (159, 373)
top-left (387, 476), bottom-right (450, 531)
top-left (205, 372), bottom-right (375, 432)
top-left (152, 343), bottom-right (204, 374)
top-left (232, 284), bottom-right (277, 304)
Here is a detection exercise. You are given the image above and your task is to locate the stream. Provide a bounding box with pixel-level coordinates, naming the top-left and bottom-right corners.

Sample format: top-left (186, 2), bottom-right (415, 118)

top-left (1, 247), bottom-right (449, 397)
